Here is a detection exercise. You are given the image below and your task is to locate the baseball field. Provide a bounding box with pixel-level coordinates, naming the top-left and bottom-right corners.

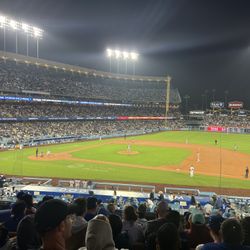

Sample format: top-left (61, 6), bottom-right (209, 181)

top-left (1, 131), bottom-right (250, 192)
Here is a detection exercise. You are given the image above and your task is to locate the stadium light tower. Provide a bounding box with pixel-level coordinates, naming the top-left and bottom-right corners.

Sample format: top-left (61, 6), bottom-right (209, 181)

top-left (122, 51), bottom-right (129, 74)
top-left (106, 48), bottom-right (112, 72)
top-left (22, 23), bottom-right (30, 56)
top-left (0, 15), bottom-right (6, 51)
top-left (105, 48), bottom-right (139, 75)
top-left (10, 19), bottom-right (19, 54)
top-left (115, 50), bottom-right (121, 73)
top-left (33, 26), bottom-right (43, 58)
top-left (0, 14), bottom-right (44, 57)
top-left (130, 52), bottom-right (139, 75)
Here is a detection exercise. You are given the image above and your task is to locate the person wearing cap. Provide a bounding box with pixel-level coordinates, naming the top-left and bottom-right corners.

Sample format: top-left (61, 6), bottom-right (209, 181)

top-left (195, 214), bottom-right (224, 250)
top-left (84, 197), bottom-right (98, 222)
top-left (201, 218), bottom-right (250, 250)
top-left (34, 199), bottom-right (74, 250)
top-left (185, 212), bottom-right (212, 249)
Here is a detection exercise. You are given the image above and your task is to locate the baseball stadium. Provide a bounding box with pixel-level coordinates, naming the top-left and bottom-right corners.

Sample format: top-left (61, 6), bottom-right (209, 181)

top-left (0, 50), bottom-right (250, 195)
top-left (1, 3), bottom-right (250, 250)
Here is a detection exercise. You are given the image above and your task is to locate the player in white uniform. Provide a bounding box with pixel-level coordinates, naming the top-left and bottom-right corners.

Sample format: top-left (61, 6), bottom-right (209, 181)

top-left (196, 151), bottom-right (200, 162)
top-left (127, 144), bottom-right (131, 152)
top-left (190, 165), bottom-right (195, 177)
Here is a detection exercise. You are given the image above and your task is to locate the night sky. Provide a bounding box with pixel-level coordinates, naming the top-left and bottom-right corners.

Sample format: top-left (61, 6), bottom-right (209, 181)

top-left (0, 0), bottom-right (250, 109)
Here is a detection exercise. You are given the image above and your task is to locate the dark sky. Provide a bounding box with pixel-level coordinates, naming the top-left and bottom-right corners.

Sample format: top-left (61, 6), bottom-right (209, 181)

top-left (1, 0), bottom-right (250, 109)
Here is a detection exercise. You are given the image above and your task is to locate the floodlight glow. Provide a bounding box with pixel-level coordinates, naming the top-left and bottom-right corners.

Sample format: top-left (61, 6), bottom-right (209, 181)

top-left (10, 20), bottom-right (18, 30)
top-left (33, 26), bottom-right (43, 38)
top-left (122, 51), bottom-right (129, 60)
top-left (115, 50), bottom-right (121, 59)
top-left (106, 48), bottom-right (112, 57)
top-left (22, 23), bottom-right (29, 33)
top-left (0, 16), bottom-right (6, 25)
top-left (130, 52), bottom-right (139, 61)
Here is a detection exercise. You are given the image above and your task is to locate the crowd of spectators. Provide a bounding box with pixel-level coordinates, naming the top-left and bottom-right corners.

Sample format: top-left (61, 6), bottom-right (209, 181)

top-left (202, 114), bottom-right (250, 128)
top-left (0, 102), bottom-right (169, 118)
top-left (0, 190), bottom-right (250, 250)
top-left (0, 119), bottom-right (185, 144)
top-left (0, 59), bottom-right (181, 104)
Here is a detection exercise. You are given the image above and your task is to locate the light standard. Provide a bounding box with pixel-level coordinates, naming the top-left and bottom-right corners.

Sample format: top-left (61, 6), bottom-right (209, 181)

top-left (22, 23), bottom-right (29, 56)
top-left (122, 51), bottom-right (129, 74)
top-left (10, 20), bottom-right (19, 54)
top-left (33, 27), bottom-right (43, 58)
top-left (0, 16), bottom-right (6, 52)
top-left (114, 50), bottom-right (121, 73)
top-left (130, 52), bottom-right (138, 75)
top-left (106, 48), bottom-right (112, 72)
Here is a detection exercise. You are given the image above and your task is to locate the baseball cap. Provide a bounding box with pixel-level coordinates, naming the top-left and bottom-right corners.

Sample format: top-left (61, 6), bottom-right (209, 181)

top-left (192, 212), bottom-right (205, 224)
top-left (35, 199), bottom-right (74, 233)
top-left (87, 197), bottom-right (97, 209)
top-left (208, 215), bottom-right (224, 232)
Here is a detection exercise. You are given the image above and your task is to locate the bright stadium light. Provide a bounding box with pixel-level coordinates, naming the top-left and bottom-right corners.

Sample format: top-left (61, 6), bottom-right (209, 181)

top-left (106, 48), bottom-right (113, 72)
top-left (105, 48), bottom-right (139, 74)
top-left (106, 48), bottom-right (113, 57)
top-left (10, 20), bottom-right (18, 30)
top-left (0, 16), bottom-right (6, 51)
top-left (0, 14), bottom-right (44, 55)
top-left (122, 51), bottom-right (129, 60)
top-left (130, 52), bottom-right (139, 75)
top-left (123, 51), bottom-right (129, 74)
top-left (130, 52), bottom-right (139, 61)
top-left (0, 16), bottom-right (6, 26)
top-left (115, 49), bottom-right (121, 59)
top-left (9, 20), bottom-right (19, 54)
top-left (22, 23), bottom-right (30, 56)
top-left (33, 26), bottom-right (43, 38)
top-left (33, 27), bottom-right (43, 58)
top-left (22, 23), bottom-right (29, 33)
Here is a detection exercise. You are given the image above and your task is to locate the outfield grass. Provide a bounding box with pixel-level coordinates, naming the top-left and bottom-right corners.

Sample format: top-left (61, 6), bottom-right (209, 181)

top-left (1, 131), bottom-right (250, 189)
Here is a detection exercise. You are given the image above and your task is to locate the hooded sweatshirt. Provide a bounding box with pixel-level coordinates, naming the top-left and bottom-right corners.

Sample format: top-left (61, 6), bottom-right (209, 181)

top-left (85, 218), bottom-right (115, 250)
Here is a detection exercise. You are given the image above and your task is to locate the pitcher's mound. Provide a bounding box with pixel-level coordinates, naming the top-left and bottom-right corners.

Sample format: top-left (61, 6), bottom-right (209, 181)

top-left (118, 150), bottom-right (139, 155)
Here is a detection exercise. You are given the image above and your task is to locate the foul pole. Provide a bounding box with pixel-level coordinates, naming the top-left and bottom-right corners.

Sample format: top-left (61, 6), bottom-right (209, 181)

top-left (165, 76), bottom-right (171, 126)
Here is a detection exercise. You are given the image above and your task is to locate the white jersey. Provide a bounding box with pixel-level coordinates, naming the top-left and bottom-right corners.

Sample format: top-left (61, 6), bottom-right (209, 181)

top-left (190, 166), bottom-right (195, 177)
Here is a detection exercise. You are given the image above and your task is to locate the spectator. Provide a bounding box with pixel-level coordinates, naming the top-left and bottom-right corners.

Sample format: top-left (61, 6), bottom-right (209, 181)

top-left (202, 218), bottom-right (250, 250)
top-left (145, 201), bottom-right (170, 250)
top-left (84, 197), bottom-right (98, 221)
top-left (85, 214), bottom-right (116, 250)
top-left (34, 199), bottom-right (74, 250)
top-left (4, 201), bottom-right (26, 233)
top-left (122, 205), bottom-right (144, 248)
top-left (136, 203), bottom-right (148, 233)
top-left (156, 223), bottom-right (181, 250)
top-left (186, 212), bottom-right (212, 249)
top-left (109, 214), bottom-right (129, 249)
top-left (196, 214), bottom-right (224, 250)
top-left (241, 217), bottom-right (250, 246)
top-left (66, 197), bottom-right (88, 250)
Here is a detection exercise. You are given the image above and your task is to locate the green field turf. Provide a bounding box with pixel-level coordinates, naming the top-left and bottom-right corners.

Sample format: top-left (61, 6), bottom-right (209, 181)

top-left (1, 131), bottom-right (250, 189)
